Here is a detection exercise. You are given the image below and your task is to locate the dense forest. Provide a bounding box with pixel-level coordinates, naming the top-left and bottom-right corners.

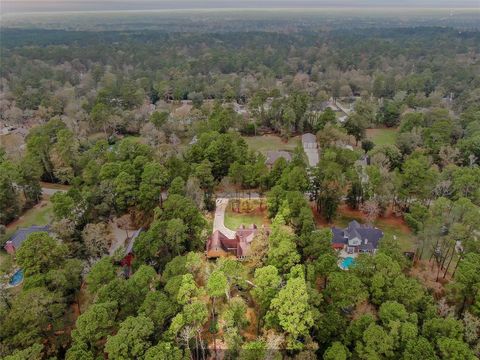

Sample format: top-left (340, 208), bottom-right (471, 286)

top-left (1, 12), bottom-right (480, 360)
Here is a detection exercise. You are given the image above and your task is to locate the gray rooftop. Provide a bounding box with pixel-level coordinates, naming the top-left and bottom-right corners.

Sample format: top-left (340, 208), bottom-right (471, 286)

top-left (302, 133), bottom-right (317, 144)
top-left (265, 151), bottom-right (292, 165)
top-left (332, 221), bottom-right (383, 251)
top-left (7, 225), bottom-right (51, 249)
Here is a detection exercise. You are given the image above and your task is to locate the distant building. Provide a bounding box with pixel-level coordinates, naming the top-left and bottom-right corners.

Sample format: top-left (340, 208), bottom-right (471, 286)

top-left (302, 133), bottom-right (317, 149)
top-left (265, 151), bottom-right (292, 168)
top-left (4, 225), bottom-right (51, 254)
top-left (331, 220), bottom-right (383, 254)
top-left (207, 224), bottom-right (264, 259)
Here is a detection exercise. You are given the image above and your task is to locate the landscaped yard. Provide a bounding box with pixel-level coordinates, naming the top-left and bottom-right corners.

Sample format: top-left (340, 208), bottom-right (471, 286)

top-left (3, 200), bottom-right (54, 241)
top-left (224, 202), bottom-right (269, 230)
top-left (366, 128), bottom-right (398, 146)
top-left (243, 135), bottom-right (301, 154)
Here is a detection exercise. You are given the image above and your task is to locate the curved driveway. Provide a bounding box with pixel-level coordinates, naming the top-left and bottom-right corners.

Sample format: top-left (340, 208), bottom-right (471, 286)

top-left (212, 198), bottom-right (236, 238)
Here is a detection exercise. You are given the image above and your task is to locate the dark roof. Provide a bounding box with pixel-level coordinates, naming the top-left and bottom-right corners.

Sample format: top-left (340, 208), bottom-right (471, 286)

top-left (332, 228), bottom-right (347, 245)
top-left (331, 221), bottom-right (383, 251)
top-left (7, 225), bottom-right (50, 249)
top-left (265, 151), bottom-right (292, 165)
top-left (125, 229), bottom-right (143, 255)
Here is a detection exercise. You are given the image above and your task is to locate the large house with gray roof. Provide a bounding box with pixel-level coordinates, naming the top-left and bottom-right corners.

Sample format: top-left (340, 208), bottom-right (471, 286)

top-left (265, 150), bottom-right (292, 168)
top-left (4, 225), bottom-right (51, 254)
top-left (331, 220), bottom-right (384, 254)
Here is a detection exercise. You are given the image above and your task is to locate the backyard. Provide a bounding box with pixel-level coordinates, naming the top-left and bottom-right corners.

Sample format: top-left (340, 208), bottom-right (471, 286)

top-left (3, 200), bottom-right (54, 242)
top-left (224, 200), bottom-right (270, 230)
top-left (243, 134), bottom-right (301, 154)
top-left (366, 128), bottom-right (398, 146)
top-left (313, 204), bottom-right (416, 252)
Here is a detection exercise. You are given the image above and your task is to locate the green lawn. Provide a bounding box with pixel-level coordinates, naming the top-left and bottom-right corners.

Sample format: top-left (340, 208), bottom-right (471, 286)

top-left (0, 251), bottom-right (10, 268)
top-left (366, 128), bottom-right (398, 146)
top-left (224, 207), bottom-right (268, 230)
top-left (243, 135), bottom-right (300, 154)
top-left (3, 201), bottom-right (54, 241)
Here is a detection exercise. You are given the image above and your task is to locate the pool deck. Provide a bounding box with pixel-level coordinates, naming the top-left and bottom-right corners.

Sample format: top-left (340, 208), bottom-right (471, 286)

top-left (339, 250), bottom-right (358, 259)
top-left (1, 268), bottom-right (24, 289)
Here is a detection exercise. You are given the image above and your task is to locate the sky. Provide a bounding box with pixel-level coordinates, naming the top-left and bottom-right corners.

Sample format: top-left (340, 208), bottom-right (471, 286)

top-left (3, 0), bottom-right (479, 13)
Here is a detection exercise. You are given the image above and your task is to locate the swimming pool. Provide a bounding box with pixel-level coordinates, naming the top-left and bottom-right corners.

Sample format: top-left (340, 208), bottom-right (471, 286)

top-left (9, 269), bottom-right (24, 286)
top-left (340, 257), bottom-right (355, 270)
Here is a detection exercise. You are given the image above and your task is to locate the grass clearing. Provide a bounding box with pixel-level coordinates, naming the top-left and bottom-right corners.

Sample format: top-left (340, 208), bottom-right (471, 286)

top-left (366, 128), bottom-right (398, 146)
top-left (4, 200), bottom-right (54, 241)
top-left (224, 203), bottom-right (269, 230)
top-left (243, 135), bottom-right (301, 154)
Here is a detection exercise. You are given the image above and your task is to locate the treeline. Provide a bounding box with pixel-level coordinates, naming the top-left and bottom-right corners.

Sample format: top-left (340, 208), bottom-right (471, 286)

top-left (1, 26), bottom-right (479, 130)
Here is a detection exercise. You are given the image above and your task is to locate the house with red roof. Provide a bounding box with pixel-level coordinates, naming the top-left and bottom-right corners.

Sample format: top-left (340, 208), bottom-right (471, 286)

top-left (206, 224), bottom-right (263, 259)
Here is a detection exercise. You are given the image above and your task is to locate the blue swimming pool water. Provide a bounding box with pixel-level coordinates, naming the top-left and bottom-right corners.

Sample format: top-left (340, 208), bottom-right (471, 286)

top-left (340, 257), bottom-right (355, 270)
top-left (9, 269), bottom-right (24, 286)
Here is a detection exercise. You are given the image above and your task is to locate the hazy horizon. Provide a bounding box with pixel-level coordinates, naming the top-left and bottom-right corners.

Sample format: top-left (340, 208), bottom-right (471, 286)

top-left (3, 0), bottom-right (479, 14)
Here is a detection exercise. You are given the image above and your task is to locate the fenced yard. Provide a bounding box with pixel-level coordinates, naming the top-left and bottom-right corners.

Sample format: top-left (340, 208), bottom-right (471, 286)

top-left (224, 199), bottom-right (270, 230)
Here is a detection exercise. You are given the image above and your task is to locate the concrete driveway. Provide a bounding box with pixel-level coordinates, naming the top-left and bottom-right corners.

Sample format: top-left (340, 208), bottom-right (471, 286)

top-left (304, 148), bottom-right (319, 167)
top-left (213, 198), bottom-right (236, 238)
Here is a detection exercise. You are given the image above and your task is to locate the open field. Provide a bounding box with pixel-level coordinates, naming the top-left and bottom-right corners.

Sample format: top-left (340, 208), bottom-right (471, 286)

top-left (313, 204), bottom-right (416, 252)
top-left (243, 134), bottom-right (301, 154)
top-left (366, 128), bottom-right (398, 146)
top-left (224, 203), bottom-right (269, 230)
